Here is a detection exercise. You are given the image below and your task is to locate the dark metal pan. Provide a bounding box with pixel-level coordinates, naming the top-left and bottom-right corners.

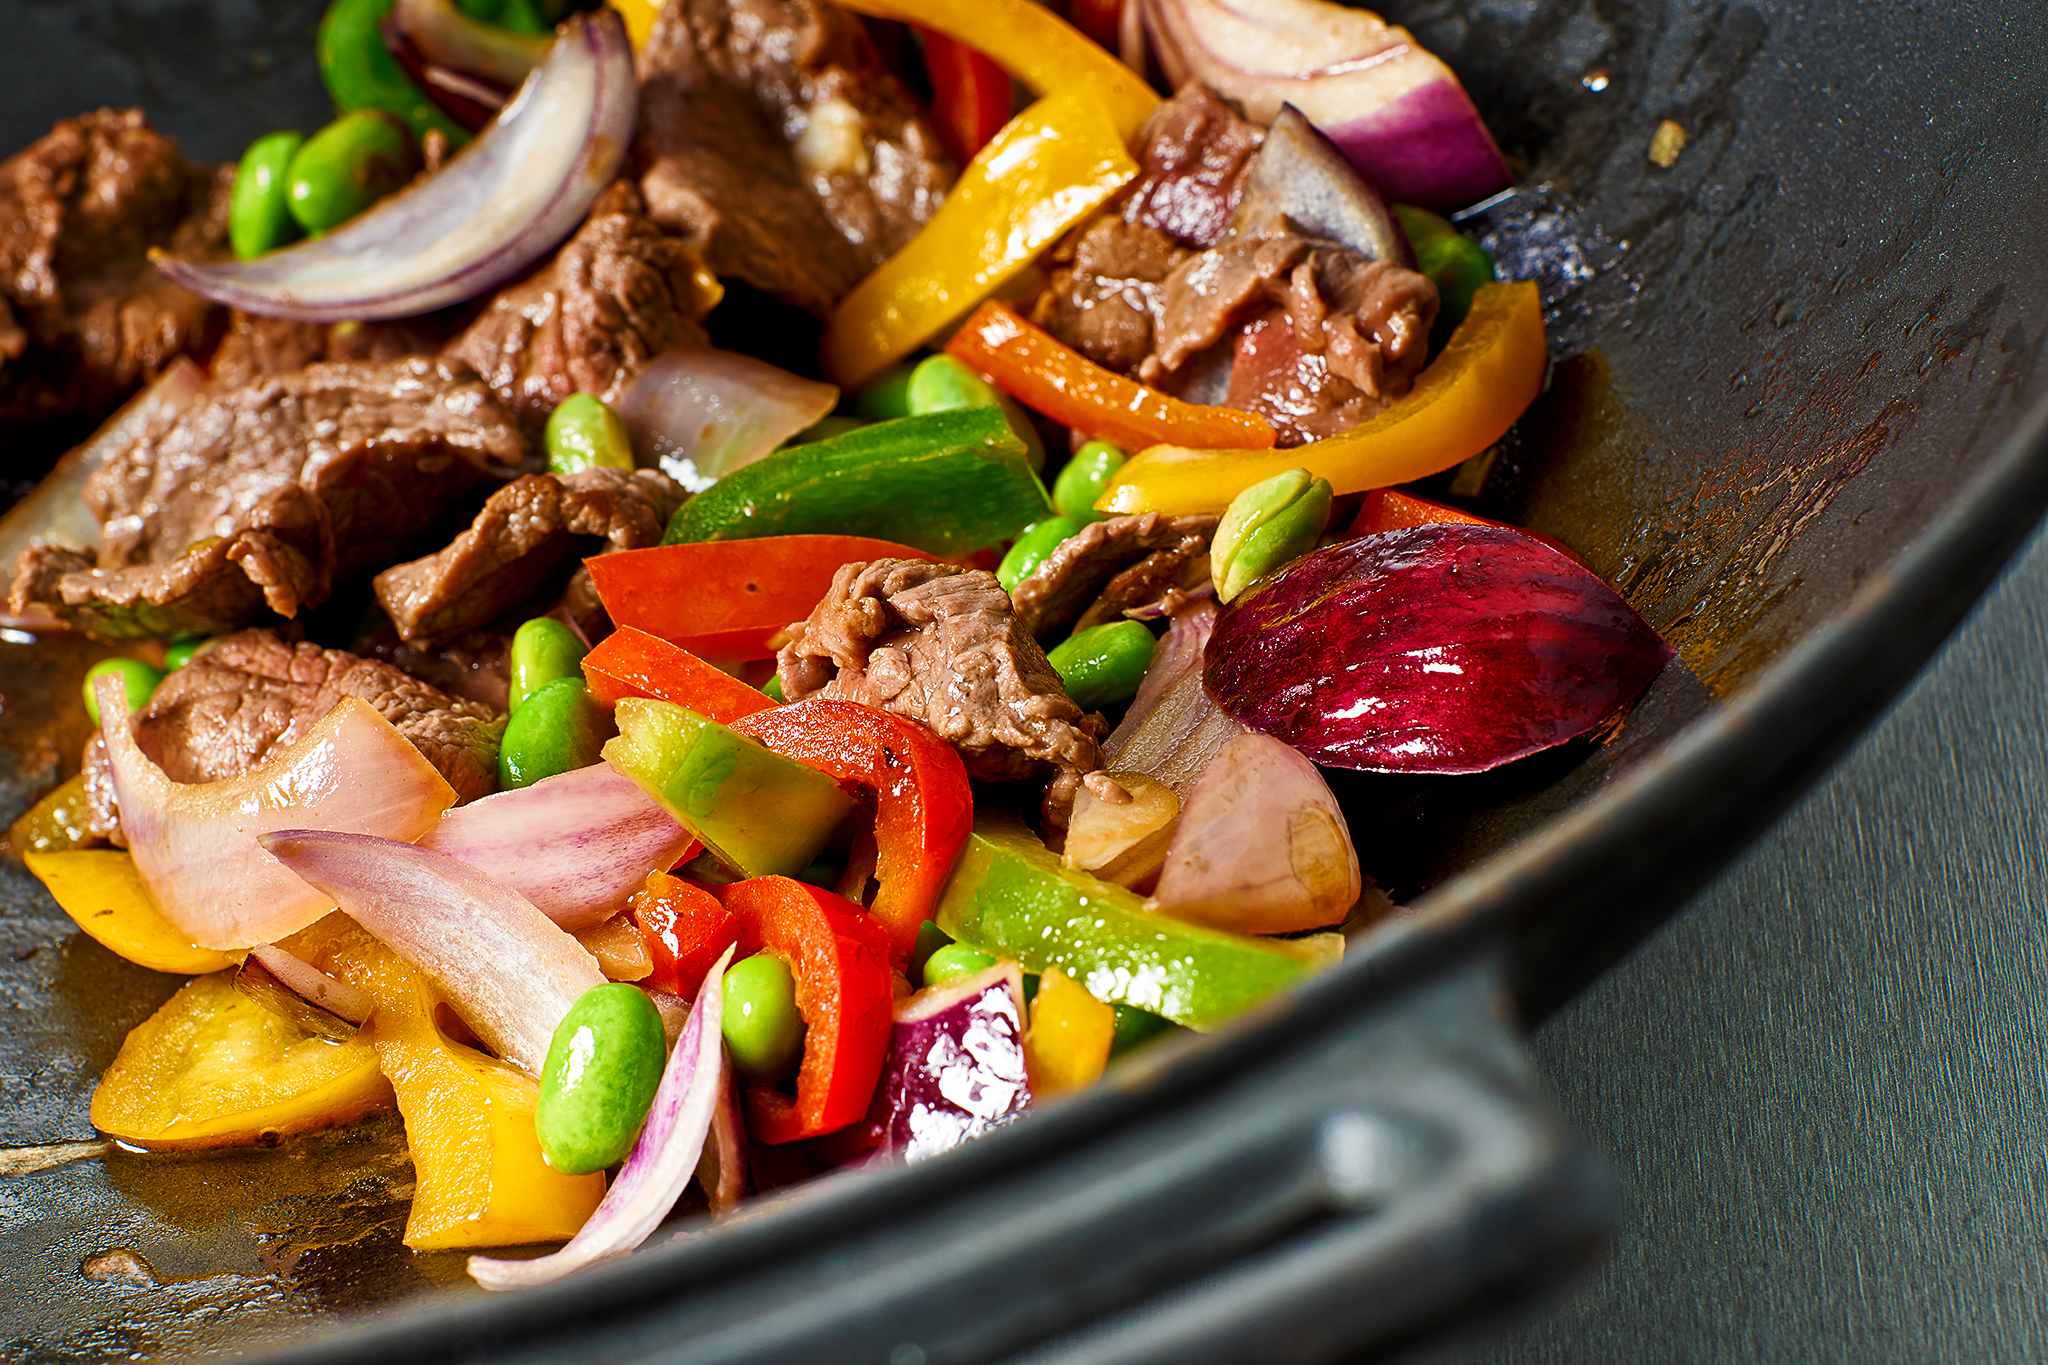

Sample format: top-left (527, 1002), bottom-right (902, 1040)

top-left (3, 0), bottom-right (2045, 1359)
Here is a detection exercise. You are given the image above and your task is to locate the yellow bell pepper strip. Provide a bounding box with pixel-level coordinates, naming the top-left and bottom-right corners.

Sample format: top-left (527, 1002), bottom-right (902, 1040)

top-left (832, 0), bottom-right (1159, 141)
top-left (26, 849), bottom-right (239, 976)
top-left (1024, 967), bottom-right (1115, 1095)
top-left (1097, 280), bottom-right (1549, 516)
top-left (821, 86), bottom-right (1138, 389)
top-left (90, 971), bottom-right (390, 1150)
top-left (8, 773), bottom-right (98, 858)
top-left (945, 300), bottom-right (1277, 453)
top-left (608, 0), bottom-right (660, 51)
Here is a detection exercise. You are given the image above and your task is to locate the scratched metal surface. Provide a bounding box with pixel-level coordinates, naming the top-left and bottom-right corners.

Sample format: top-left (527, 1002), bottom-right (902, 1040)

top-left (1460, 509), bottom-right (2048, 1361)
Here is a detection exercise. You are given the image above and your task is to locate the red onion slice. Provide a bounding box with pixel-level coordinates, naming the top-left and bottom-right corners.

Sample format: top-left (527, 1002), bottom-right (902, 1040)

top-left (393, 0), bottom-right (549, 89)
top-left (875, 963), bottom-right (1032, 1165)
top-left (697, 1062), bottom-right (750, 1216)
top-left (417, 763), bottom-right (697, 931)
top-left (152, 10), bottom-right (635, 321)
top-left (97, 678), bottom-right (457, 950)
top-left (469, 944), bottom-right (735, 1289)
top-left (614, 349), bottom-right (841, 493)
top-left (259, 830), bottom-right (606, 1077)
top-left (248, 943), bottom-right (375, 1026)
top-left (1102, 601), bottom-right (1248, 797)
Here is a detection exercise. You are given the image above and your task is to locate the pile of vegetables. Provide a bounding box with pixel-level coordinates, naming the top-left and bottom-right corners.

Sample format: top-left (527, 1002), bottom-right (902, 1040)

top-left (13, 0), bottom-right (1677, 1294)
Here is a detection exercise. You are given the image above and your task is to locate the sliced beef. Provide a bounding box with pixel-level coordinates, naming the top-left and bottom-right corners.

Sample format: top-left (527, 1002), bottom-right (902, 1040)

top-left (355, 624), bottom-right (514, 712)
top-left (9, 356), bottom-right (528, 640)
top-left (0, 109), bottom-right (231, 425)
top-left (374, 466), bottom-right (686, 645)
top-left (208, 310), bottom-right (452, 390)
top-left (1029, 218), bottom-right (1191, 377)
top-left (444, 181), bottom-right (719, 434)
top-left (1122, 84), bottom-right (1265, 250)
top-left (81, 627), bottom-right (507, 843)
top-left (1009, 513), bottom-right (1218, 643)
top-left (777, 560), bottom-right (1103, 816)
top-left (632, 0), bottom-right (952, 315)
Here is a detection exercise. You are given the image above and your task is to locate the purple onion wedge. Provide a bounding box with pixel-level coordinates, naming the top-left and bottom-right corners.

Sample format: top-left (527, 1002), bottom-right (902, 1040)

top-left (470, 945), bottom-right (735, 1290)
top-left (614, 349), bottom-right (840, 493)
top-left (874, 963), bottom-right (1032, 1165)
top-left (1204, 524), bottom-right (1674, 773)
top-left (152, 9), bottom-right (634, 321)
top-left (1103, 600), bottom-right (1248, 798)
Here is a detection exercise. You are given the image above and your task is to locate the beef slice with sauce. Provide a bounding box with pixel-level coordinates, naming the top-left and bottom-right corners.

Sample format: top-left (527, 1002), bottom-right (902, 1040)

top-left (81, 627), bottom-right (507, 845)
top-left (1009, 513), bottom-right (1218, 643)
top-left (208, 309), bottom-right (459, 390)
top-left (631, 0), bottom-right (953, 315)
top-left (375, 466), bottom-right (686, 645)
top-left (0, 108), bottom-right (231, 426)
top-left (8, 356), bottom-right (529, 641)
top-left (444, 180), bottom-right (721, 436)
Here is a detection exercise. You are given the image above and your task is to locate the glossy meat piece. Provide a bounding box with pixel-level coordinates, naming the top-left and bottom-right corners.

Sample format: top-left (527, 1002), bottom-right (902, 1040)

top-left (1009, 512), bottom-right (1217, 642)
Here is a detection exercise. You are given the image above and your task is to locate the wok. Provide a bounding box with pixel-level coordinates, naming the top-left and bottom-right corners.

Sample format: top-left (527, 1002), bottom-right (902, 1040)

top-left (2, 0), bottom-right (2045, 1360)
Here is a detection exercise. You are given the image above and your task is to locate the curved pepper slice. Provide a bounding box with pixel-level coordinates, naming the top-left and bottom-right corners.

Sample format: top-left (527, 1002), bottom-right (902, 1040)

top-left (920, 29), bottom-right (1013, 165)
top-left (733, 699), bottom-right (974, 965)
top-left (630, 871), bottom-right (747, 998)
top-left (946, 301), bottom-right (1276, 453)
top-left (834, 0), bottom-right (1158, 140)
top-left (718, 877), bottom-right (894, 1144)
top-left (821, 86), bottom-right (1138, 389)
top-left (1097, 280), bottom-right (1548, 516)
top-left (582, 626), bottom-right (779, 721)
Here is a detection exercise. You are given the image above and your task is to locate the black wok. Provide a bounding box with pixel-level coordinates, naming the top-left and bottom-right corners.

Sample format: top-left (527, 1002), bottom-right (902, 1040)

top-left (2, 0), bottom-right (2045, 1359)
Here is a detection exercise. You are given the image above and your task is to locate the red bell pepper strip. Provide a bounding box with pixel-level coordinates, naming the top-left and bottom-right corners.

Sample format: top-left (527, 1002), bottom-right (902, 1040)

top-left (945, 300), bottom-right (1277, 453)
top-left (629, 871), bottom-right (748, 999)
top-left (919, 28), bottom-right (1012, 165)
top-left (1067, 0), bottom-right (1122, 49)
top-left (586, 535), bottom-right (934, 664)
top-left (718, 876), bottom-right (894, 1144)
top-left (732, 699), bottom-right (973, 965)
top-left (583, 626), bottom-right (779, 722)
top-left (1349, 488), bottom-right (1587, 566)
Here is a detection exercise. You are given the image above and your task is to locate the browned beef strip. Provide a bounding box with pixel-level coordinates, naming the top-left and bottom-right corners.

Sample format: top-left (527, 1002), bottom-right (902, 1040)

top-left (1029, 217), bottom-right (1191, 377)
top-left (1009, 513), bottom-right (1218, 643)
top-left (81, 627), bottom-right (508, 843)
top-left (1122, 84), bottom-right (1265, 250)
top-left (444, 181), bottom-right (719, 435)
top-left (632, 0), bottom-right (952, 315)
top-left (0, 109), bottom-right (230, 425)
top-left (8, 356), bottom-right (528, 641)
top-left (777, 559), bottom-right (1103, 806)
top-left (374, 467), bottom-right (686, 645)
top-left (208, 310), bottom-right (454, 390)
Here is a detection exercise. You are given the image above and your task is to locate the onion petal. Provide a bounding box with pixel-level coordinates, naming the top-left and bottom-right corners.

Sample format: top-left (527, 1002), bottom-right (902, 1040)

top-left (151, 10), bottom-right (636, 321)
top-left (697, 1062), bottom-right (750, 1216)
top-left (614, 349), bottom-right (840, 493)
top-left (1102, 600), bottom-right (1248, 796)
top-left (248, 942), bottom-right (375, 1026)
top-left (417, 763), bottom-right (697, 930)
top-left (393, 0), bottom-right (549, 90)
top-left (258, 830), bottom-right (606, 1077)
top-left (469, 943), bottom-right (735, 1289)
top-left (1204, 523), bottom-right (1676, 772)
top-left (97, 677), bottom-right (456, 950)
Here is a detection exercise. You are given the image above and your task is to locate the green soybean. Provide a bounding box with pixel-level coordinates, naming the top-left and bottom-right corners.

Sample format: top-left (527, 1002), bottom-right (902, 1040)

top-left (162, 637), bottom-right (215, 672)
top-left (316, 0), bottom-right (467, 143)
top-left (1394, 204), bottom-right (1497, 333)
top-left (230, 131), bottom-right (306, 260)
top-left (454, 0), bottom-right (551, 34)
top-left (1110, 1003), bottom-right (1183, 1056)
top-left (1047, 620), bottom-right (1157, 712)
top-left (81, 658), bottom-right (165, 726)
top-left (286, 110), bottom-right (420, 235)
top-left (996, 515), bottom-right (1083, 593)
top-left (853, 359), bottom-right (918, 420)
top-left (508, 618), bottom-right (590, 713)
top-left (1052, 440), bottom-right (1126, 523)
top-left (722, 953), bottom-right (806, 1083)
top-left (497, 677), bottom-right (612, 790)
top-left (535, 983), bottom-right (667, 1174)
top-left (905, 354), bottom-right (1046, 472)
top-left (544, 393), bottom-right (636, 475)
top-left (910, 921), bottom-right (953, 986)
top-left (921, 942), bottom-right (997, 988)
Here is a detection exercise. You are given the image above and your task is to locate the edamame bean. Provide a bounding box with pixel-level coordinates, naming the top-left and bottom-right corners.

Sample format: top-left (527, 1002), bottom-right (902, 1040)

top-left (286, 109), bottom-right (420, 234)
top-left (317, 0), bottom-right (467, 143)
top-left (1110, 1004), bottom-right (1183, 1056)
top-left (1052, 440), bottom-right (1126, 523)
top-left (905, 354), bottom-right (1046, 472)
top-left (1394, 204), bottom-right (1496, 332)
top-left (910, 921), bottom-right (953, 985)
top-left (544, 393), bottom-right (635, 475)
top-left (508, 618), bottom-right (589, 713)
top-left (722, 953), bottom-right (806, 1083)
top-left (996, 516), bottom-right (1083, 593)
top-left (497, 677), bottom-right (611, 790)
top-left (1046, 620), bottom-right (1157, 712)
top-left (82, 658), bottom-right (165, 726)
top-left (535, 983), bottom-right (667, 1174)
top-left (921, 942), bottom-right (997, 988)
top-left (853, 359), bottom-right (918, 420)
top-left (230, 131), bottom-right (306, 260)
top-left (455, 0), bottom-right (551, 34)
top-left (162, 637), bottom-right (216, 671)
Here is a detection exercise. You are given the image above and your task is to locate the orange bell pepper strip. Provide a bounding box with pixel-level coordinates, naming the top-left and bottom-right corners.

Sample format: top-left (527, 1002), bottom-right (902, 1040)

top-left (1097, 280), bottom-right (1549, 516)
top-left (945, 300), bottom-right (1276, 453)
top-left (629, 871), bottom-right (747, 999)
top-left (820, 85), bottom-right (1138, 389)
top-left (717, 876), bottom-right (894, 1144)
top-left (832, 0), bottom-right (1158, 140)
top-left (732, 699), bottom-right (974, 965)
top-left (586, 535), bottom-right (933, 664)
top-left (920, 29), bottom-right (1013, 165)
top-left (582, 626), bottom-right (779, 722)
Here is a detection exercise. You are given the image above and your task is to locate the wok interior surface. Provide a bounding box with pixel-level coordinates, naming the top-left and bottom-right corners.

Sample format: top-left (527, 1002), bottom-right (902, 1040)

top-left (2, 0), bottom-right (2045, 1357)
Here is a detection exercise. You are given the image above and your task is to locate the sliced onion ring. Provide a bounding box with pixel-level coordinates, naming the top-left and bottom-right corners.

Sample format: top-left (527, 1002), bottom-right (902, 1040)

top-left (614, 349), bottom-right (840, 493)
top-left (152, 9), bottom-right (635, 322)
top-left (393, 0), bottom-right (549, 90)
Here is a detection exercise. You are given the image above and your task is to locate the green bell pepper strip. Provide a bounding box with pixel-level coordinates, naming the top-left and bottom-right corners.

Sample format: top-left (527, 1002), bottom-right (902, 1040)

top-left (318, 0), bottom-right (469, 145)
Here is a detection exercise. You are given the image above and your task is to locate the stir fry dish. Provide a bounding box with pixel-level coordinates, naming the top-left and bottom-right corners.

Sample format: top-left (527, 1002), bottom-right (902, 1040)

top-left (0, 0), bottom-right (1673, 1288)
